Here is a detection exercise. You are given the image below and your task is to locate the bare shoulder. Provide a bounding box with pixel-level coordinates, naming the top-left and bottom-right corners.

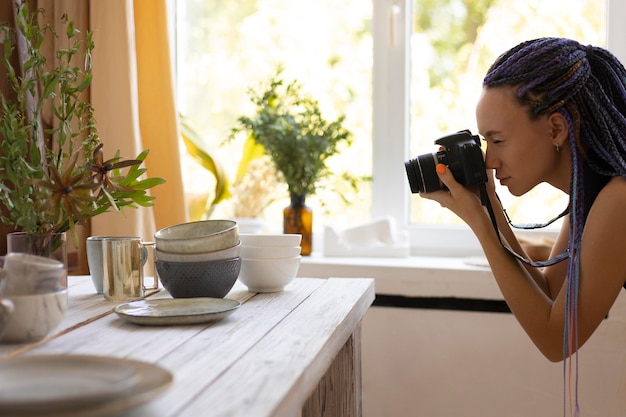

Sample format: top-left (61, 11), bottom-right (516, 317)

top-left (592, 176), bottom-right (626, 210)
top-left (581, 176), bottom-right (626, 284)
top-left (573, 176), bottom-right (626, 346)
top-left (603, 177), bottom-right (626, 191)
top-left (586, 176), bottom-right (626, 229)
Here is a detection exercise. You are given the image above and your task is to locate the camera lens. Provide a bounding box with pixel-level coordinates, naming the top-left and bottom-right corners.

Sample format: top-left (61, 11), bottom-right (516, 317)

top-left (404, 152), bottom-right (442, 193)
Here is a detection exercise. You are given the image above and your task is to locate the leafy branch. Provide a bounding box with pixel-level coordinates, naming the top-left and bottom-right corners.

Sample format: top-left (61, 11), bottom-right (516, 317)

top-left (229, 69), bottom-right (357, 197)
top-left (0, 1), bottom-right (164, 242)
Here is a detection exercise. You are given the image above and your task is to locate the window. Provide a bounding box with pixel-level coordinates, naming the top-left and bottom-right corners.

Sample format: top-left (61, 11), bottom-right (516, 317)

top-left (173, 0), bottom-right (614, 256)
top-left (173, 0), bottom-right (373, 232)
top-left (374, 0), bottom-right (607, 255)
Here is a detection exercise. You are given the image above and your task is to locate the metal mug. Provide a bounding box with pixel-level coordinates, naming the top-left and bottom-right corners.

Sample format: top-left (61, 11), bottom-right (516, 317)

top-left (87, 236), bottom-right (152, 295)
top-left (101, 237), bottom-right (157, 302)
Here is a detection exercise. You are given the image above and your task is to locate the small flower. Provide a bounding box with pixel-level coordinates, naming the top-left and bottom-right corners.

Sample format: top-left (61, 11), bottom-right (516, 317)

top-left (88, 143), bottom-right (142, 196)
top-left (230, 156), bottom-right (282, 218)
top-left (30, 152), bottom-right (99, 230)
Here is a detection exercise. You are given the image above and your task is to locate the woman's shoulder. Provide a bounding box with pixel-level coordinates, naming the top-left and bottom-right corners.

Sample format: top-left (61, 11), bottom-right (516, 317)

top-left (581, 176), bottom-right (626, 290)
top-left (590, 176), bottom-right (626, 209)
top-left (600, 176), bottom-right (626, 194)
top-left (586, 176), bottom-right (626, 231)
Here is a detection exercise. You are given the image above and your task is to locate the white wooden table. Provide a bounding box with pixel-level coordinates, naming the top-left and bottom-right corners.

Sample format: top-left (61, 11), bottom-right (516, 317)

top-left (0, 275), bottom-right (374, 417)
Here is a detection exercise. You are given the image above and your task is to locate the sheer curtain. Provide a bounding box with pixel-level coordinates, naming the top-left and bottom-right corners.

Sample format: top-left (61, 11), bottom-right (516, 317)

top-left (89, 0), bottom-right (187, 241)
top-left (24, 0), bottom-right (186, 271)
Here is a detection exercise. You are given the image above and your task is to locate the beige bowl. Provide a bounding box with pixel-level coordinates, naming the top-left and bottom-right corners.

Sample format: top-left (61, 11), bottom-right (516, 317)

top-left (238, 256), bottom-right (301, 293)
top-left (155, 220), bottom-right (238, 254)
top-left (239, 233), bottom-right (302, 247)
top-left (240, 245), bottom-right (300, 259)
top-left (155, 241), bottom-right (241, 263)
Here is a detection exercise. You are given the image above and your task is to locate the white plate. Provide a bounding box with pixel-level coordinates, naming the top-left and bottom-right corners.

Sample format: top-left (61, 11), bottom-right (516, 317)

top-left (114, 297), bottom-right (241, 325)
top-left (0, 355), bottom-right (172, 416)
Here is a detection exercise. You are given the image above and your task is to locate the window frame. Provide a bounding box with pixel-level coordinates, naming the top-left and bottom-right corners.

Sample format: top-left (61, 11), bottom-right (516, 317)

top-left (372, 0), bottom-right (619, 256)
top-left (170, 0), bottom-right (621, 257)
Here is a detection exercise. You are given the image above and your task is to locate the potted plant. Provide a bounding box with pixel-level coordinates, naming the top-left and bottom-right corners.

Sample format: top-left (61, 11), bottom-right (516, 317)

top-left (228, 69), bottom-right (357, 255)
top-left (0, 2), bottom-right (164, 269)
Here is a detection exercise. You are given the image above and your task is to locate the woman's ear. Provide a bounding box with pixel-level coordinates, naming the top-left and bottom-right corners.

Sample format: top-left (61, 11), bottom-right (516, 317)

top-left (548, 112), bottom-right (568, 146)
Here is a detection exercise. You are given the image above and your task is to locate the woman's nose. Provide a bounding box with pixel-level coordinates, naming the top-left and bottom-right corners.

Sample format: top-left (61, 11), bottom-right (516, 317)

top-left (484, 149), bottom-right (498, 170)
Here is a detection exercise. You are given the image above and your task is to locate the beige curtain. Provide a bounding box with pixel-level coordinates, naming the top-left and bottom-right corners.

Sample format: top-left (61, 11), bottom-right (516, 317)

top-left (0, 0), bottom-right (186, 267)
top-left (88, 0), bottom-right (187, 241)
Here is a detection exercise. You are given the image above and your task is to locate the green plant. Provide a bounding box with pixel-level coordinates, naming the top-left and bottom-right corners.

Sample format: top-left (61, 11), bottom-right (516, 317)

top-left (0, 1), bottom-right (164, 242)
top-left (228, 69), bottom-right (357, 198)
top-left (180, 115), bottom-right (230, 218)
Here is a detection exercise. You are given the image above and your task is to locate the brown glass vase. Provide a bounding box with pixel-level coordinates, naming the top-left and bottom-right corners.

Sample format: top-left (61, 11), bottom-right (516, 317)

top-left (283, 193), bottom-right (312, 255)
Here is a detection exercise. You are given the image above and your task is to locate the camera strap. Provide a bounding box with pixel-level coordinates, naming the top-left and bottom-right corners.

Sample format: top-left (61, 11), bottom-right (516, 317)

top-left (479, 184), bottom-right (569, 267)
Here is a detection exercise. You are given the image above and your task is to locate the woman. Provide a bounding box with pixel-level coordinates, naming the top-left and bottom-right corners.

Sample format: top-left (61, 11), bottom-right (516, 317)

top-left (421, 37), bottom-right (626, 367)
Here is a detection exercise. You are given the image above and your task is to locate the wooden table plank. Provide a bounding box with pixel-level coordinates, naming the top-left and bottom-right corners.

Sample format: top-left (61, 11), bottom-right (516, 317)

top-left (14, 278), bottom-right (330, 417)
top-left (303, 325), bottom-right (363, 417)
top-left (178, 278), bottom-right (375, 417)
top-left (138, 278), bottom-right (327, 417)
top-left (0, 276), bottom-right (374, 417)
top-left (0, 277), bottom-right (251, 359)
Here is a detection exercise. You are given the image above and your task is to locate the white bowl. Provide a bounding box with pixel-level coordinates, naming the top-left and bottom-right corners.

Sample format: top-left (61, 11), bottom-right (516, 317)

top-left (0, 290), bottom-right (68, 343)
top-left (240, 245), bottom-right (300, 259)
top-left (239, 234), bottom-right (302, 247)
top-left (155, 241), bottom-right (241, 263)
top-left (155, 220), bottom-right (238, 254)
top-left (238, 256), bottom-right (302, 293)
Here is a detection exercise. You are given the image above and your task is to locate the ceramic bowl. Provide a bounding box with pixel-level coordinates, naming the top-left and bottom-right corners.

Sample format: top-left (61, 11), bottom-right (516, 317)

top-left (240, 245), bottom-right (301, 259)
top-left (155, 257), bottom-right (241, 298)
top-left (238, 256), bottom-right (302, 293)
top-left (0, 289), bottom-right (68, 344)
top-left (238, 233), bottom-right (302, 247)
top-left (155, 241), bottom-right (241, 263)
top-left (155, 220), bottom-right (239, 254)
top-left (0, 253), bottom-right (65, 296)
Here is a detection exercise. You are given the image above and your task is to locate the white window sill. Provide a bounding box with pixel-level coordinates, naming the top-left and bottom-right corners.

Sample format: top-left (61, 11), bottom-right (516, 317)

top-left (298, 253), bottom-right (502, 300)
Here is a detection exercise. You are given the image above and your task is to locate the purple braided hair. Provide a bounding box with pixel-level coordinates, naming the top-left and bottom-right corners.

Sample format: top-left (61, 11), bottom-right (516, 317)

top-left (483, 37), bottom-right (626, 416)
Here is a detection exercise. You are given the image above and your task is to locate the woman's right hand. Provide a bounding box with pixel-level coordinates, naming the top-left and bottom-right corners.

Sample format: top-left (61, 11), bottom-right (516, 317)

top-left (420, 163), bottom-right (493, 228)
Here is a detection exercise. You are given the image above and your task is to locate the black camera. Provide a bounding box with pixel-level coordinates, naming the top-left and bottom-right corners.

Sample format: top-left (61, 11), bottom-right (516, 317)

top-left (404, 129), bottom-right (487, 193)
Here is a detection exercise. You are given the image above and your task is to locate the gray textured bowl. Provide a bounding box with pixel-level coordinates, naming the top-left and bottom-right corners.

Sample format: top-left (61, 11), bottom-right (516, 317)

top-left (155, 257), bottom-right (241, 298)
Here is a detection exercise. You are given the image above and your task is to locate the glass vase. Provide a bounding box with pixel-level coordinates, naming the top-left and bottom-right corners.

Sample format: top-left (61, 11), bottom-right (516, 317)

top-left (6, 232), bottom-right (68, 288)
top-left (283, 193), bottom-right (312, 256)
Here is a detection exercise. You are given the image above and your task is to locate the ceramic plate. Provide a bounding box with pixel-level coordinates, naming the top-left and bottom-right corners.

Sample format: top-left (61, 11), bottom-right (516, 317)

top-left (114, 297), bottom-right (241, 325)
top-left (0, 355), bottom-right (172, 416)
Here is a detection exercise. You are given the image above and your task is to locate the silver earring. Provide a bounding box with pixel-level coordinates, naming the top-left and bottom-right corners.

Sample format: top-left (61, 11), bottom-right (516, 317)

top-left (555, 144), bottom-right (562, 152)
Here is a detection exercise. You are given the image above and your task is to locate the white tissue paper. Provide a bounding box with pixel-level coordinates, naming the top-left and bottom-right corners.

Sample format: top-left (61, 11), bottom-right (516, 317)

top-left (323, 217), bottom-right (410, 257)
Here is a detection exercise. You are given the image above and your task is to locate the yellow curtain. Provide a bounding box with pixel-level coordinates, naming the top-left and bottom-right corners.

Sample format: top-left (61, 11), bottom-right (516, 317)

top-left (0, 0), bottom-right (186, 263)
top-left (89, 0), bottom-right (187, 241)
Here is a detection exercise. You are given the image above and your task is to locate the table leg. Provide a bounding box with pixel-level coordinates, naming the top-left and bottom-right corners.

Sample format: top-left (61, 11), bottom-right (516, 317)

top-left (302, 324), bottom-right (362, 417)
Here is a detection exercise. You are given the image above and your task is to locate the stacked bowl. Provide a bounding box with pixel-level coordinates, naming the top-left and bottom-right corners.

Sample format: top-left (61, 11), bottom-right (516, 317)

top-left (0, 253), bottom-right (68, 343)
top-left (238, 234), bottom-right (302, 293)
top-left (154, 220), bottom-right (241, 298)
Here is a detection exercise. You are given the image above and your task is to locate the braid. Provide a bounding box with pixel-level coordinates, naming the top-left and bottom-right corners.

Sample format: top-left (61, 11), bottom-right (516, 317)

top-left (483, 37), bottom-right (626, 414)
top-left (484, 38), bottom-right (626, 180)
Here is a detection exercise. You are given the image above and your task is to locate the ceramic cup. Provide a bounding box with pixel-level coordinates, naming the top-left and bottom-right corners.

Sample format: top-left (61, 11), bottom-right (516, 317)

top-left (0, 253), bottom-right (66, 296)
top-left (6, 232), bottom-right (68, 288)
top-left (101, 237), bottom-right (157, 302)
top-left (0, 289), bottom-right (68, 344)
top-left (87, 236), bottom-right (150, 294)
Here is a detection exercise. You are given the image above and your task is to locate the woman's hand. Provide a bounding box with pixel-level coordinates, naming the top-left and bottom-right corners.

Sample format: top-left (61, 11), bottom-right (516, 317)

top-left (420, 164), bottom-right (491, 227)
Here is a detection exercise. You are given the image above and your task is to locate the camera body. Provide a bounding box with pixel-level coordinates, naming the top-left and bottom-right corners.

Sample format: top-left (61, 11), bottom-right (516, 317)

top-left (404, 129), bottom-right (487, 193)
